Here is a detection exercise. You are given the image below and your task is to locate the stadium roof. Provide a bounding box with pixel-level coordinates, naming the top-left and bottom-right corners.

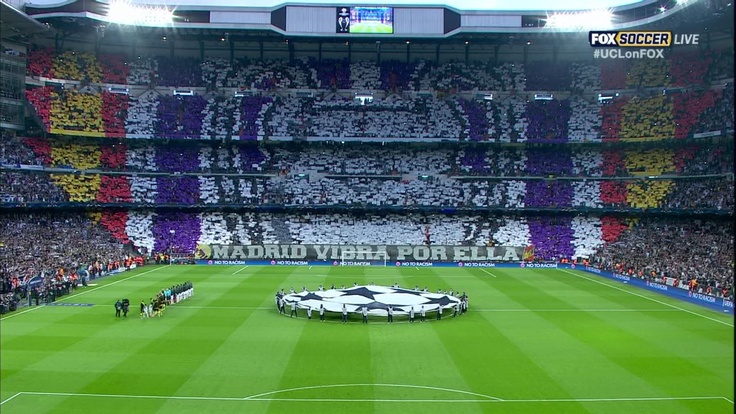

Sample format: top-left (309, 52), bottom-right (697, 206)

top-left (0, 1), bottom-right (50, 41)
top-left (23, 0), bottom-right (662, 12)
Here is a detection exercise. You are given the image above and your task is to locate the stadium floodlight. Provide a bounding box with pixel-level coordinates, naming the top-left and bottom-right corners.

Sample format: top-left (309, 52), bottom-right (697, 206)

top-left (108, 86), bottom-right (129, 95)
top-left (544, 9), bottom-right (613, 30)
top-left (106, 0), bottom-right (174, 26)
top-left (597, 92), bottom-right (619, 103)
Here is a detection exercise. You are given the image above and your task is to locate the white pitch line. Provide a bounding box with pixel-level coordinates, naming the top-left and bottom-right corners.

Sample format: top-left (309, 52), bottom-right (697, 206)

top-left (0, 393), bottom-right (22, 405)
top-left (502, 396), bottom-right (731, 404)
top-left (560, 270), bottom-right (734, 328)
top-left (0, 305), bottom-right (44, 320)
top-left (479, 268), bottom-right (497, 278)
top-left (1, 266), bottom-right (169, 321)
top-left (243, 383), bottom-right (502, 401)
top-left (55, 266), bottom-right (169, 302)
top-left (231, 266), bottom-right (249, 275)
top-left (2, 391), bottom-right (730, 405)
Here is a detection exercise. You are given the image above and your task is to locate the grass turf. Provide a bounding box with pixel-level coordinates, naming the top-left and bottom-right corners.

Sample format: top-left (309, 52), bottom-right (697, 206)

top-left (348, 22), bottom-right (393, 34)
top-left (1, 265), bottom-right (733, 414)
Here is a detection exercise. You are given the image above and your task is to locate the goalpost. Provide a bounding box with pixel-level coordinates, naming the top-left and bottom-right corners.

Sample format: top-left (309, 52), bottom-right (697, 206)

top-left (340, 250), bottom-right (388, 267)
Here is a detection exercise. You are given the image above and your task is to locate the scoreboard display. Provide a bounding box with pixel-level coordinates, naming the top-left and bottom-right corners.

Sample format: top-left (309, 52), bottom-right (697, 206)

top-left (337, 6), bottom-right (394, 34)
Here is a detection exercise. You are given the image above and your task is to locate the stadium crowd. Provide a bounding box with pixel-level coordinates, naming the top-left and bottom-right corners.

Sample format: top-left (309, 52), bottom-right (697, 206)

top-left (0, 213), bottom-right (143, 312)
top-left (22, 48), bottom-right (734, 142)
top-left (1, 45), bottom-right (733, 315)
top-left (2, 135), bottom-right (733, 214)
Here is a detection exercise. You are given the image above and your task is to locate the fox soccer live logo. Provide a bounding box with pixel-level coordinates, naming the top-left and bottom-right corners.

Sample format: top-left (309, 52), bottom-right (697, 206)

top-left (588, 31), bottom-right (700, 59)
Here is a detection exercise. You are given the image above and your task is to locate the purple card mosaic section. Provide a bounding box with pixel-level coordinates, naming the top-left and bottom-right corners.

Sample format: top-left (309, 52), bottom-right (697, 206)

top-left (154, 145), bottom-right (201, 173)
top-left (155, 176), bottom-right (200, 205)
top-left (316, 59), bottom-right (351, 89)
top-left (524, 180), bottom-right (574, 208)
top-left (528, 216), bottom-right (576, 260)
top-left (524, 148), bottom-right (574, 176)
top-left (460, 147), bottom-right (488, 174)
top-left (525, 100), bottom-right (572, 143)
top-left (153, 211), bottom-right (202, 253)
top-left (457, 99), bottom-right (489, 141)
top-left (237, 97), bottom-right (273, 141)
top-left (238, 145), bottom-right (268, 171)
top-left (155, 95), bottom-right (208, 139)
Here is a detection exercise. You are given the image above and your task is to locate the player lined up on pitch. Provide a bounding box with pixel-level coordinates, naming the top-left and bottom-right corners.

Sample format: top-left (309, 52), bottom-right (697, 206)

top-left (136, 281), bottom-right (194, 319)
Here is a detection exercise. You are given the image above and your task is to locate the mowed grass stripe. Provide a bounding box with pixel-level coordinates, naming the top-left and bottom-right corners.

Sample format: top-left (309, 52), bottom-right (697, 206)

top-left (546, 268), bottom-right (734, 334)
top-left (154, 266), bottom-right (306, 414)
top-left (51, 267), bottom-right (246, 402)
top-left (429, 268), bottom-right (589, 409)
top-left (472, 268), bottom-right (678, 399)
top-left (2, 266), bottom-right (733, 414)
top-left (264, 266), bottom-right (376, 414)
top-left (487, 268), bottom-right (731, 405)
top-left (0, 266), bottom-right (187, 391)
top-left (359, 267), bottom-right (487, 414)
top-left (26, 266), bottom-right (264, 413)
top-left (541, 269), bottom-right (734, 382)
top-left (0, 265), bottom-right (186, 411)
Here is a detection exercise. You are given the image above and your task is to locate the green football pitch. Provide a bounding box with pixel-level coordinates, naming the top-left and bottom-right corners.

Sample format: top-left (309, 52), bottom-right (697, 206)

top-left (349, 22), bottom-right (393, 34)
top-left (1, 265), bottom-right (733, 414)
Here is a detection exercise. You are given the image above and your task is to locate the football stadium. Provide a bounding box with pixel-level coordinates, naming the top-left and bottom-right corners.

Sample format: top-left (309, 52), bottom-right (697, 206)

top-left (0, 0), bottom-right (734, 413)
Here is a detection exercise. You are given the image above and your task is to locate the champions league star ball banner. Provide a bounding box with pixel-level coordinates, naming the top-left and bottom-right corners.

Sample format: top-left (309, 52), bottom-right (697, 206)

top-left (195, 244), bottom-right (526, 263)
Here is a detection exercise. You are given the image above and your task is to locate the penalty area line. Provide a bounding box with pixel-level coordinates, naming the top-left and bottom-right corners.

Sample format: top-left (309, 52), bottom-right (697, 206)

top-left (232, 266), bottom-right (249, 275)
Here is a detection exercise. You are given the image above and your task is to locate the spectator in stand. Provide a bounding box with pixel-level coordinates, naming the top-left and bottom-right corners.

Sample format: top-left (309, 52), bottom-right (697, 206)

top-left (590, 218), bottom-right (733, 300)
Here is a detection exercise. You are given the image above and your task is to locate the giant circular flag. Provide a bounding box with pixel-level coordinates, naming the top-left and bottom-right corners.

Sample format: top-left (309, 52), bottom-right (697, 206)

top-left (282, 285), bottom-right (462, 316)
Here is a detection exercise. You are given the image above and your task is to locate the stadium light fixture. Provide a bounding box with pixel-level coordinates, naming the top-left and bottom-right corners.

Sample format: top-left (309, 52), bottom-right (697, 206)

top-left (106, 0), bottom-right (174, 26)
top-left (544, 9), bottom-right (613, 30)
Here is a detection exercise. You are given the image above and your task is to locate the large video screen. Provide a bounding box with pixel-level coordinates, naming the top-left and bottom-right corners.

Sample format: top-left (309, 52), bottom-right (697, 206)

top-left (336, 6), bottom-right (394, 34)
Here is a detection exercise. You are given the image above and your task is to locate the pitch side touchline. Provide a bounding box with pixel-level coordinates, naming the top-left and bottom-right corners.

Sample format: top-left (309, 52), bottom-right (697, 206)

top-left (560, 270), bottom-right (734, 327)
top-left (2, 391), bottom-right (731, 405)
top-left (0, 266), bottom-right (169, 321)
